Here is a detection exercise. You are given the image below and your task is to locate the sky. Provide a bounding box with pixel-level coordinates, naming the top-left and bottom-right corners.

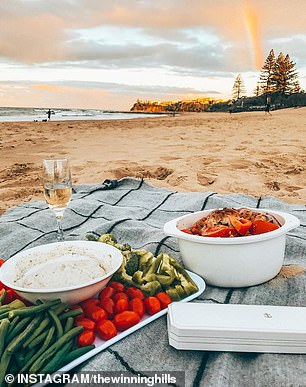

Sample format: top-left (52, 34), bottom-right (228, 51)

top-left (1, 0), bottom-right (306, 110)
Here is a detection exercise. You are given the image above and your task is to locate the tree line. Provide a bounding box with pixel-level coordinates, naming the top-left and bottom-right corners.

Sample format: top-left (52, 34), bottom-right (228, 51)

top-left (230, 49), bottom-right (306, 111)
top-left (131, 50), bottom-right (306, 113)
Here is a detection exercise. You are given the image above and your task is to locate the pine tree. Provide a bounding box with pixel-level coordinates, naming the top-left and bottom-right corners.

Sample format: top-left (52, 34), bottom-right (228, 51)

top-left (272, 53), bottom-right (299, 95)
top-left (232, 74), bottom-right (246, 100)
top-left (253, 84), bottom-right (261, 97)
top-left (259, 49), bottom-right (276, 95)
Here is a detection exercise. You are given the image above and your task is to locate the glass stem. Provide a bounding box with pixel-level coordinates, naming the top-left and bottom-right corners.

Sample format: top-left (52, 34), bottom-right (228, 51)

top-left (56, 214), bottom-right (64, 241)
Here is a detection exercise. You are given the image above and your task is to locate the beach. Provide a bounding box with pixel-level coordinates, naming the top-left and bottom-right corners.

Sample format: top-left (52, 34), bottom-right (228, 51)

top-left (0, 107), bottom-right (305, 215)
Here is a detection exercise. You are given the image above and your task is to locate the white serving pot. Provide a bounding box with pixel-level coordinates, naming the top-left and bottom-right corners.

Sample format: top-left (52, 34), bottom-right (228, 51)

top-left (164, 208), bottom-right (300, 288)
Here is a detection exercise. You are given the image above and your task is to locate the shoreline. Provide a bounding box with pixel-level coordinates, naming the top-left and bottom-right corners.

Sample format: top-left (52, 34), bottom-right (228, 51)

top-left (0, 108), bottom-right (305, 215)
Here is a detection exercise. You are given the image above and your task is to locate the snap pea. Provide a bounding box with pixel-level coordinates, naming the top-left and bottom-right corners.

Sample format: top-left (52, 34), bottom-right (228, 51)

top-left (19, 326), bottom-right (55, 375)
top-left (58, 308), bottom-right (83, 321)
top-left (0, 319), bottom-right (10, 358)
top-left (29, 326), bottom-right (83, 374)
top-left (8, 299), bottom-right (60, 319)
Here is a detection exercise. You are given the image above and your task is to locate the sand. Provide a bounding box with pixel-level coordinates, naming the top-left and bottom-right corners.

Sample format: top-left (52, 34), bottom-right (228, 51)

top-left (0, 107), bottom-right (305, 214)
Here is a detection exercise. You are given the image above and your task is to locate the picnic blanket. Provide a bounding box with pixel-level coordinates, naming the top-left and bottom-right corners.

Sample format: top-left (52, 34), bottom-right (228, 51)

top-left (0, 178), bottom-right (305, 386)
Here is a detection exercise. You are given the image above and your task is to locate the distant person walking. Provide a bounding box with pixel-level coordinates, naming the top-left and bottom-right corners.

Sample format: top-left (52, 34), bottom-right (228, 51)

top-left (265, 96), bottom-right (272, 115)
top-left (47, 109), bottom-right (52, 120)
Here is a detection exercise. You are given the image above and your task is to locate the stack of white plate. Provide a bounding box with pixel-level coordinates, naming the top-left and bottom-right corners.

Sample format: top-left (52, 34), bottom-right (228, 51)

top-left (167, 303), bottom-right (306, 353)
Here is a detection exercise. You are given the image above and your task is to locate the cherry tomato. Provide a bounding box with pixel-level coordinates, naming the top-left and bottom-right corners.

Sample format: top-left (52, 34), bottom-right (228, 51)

top-left (100, 286), bottom-right (116, 299)
top-left (229, 216), bottom-right (252, 235)
top-left (69, 305), bottom-right (84, 318)
top-left (77, 330), bottom-right (96, 347)
top-left (201, 226), bottom-right (238, 238)
top-left (113, 292), bottom-right (129, 303)
top-left (129, 298), bottom-right (145, 318)
top-left (109, 282), bottom-right (125, 292)
top-left (86, 306), bottom-right (107, 322)
top-left (144, 296), bottom-right (161, 315)
top-left (156, 292), bottom-right (172, 309)
top-left (114, 299), bottom-right (129, 314)
top-left (126, 287), bottom-right (145, 300)
top-left (80, 298), bottom-right (99, 311)
top-left (113, 311), bottom-right (140, 331)
top-left (96, 319), bottom-right (117, 340)
top-left (0, 259), bottom-right (5, 267)
top-left (250, 219), bottom-right (280, 235)
top-left (74, 318), bottom-right (96, 331)
top-left (100, 297), bottom-right (115, 318)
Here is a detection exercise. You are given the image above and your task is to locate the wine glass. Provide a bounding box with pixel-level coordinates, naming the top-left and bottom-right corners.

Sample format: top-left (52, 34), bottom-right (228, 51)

top-left (42, 159), bottom-right (72, 241)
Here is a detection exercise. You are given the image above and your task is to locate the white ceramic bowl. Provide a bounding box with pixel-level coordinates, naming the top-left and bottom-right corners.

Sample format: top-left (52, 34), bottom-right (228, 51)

top-left (164, 208), bottom-right (300, 288)
top-left (0, 241), bottom-right (123, 304)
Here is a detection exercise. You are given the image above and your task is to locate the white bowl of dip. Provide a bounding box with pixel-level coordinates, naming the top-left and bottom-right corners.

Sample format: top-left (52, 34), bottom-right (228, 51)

top-left (0, 241), bottom-right (123, 304)
top-left (164, 208), bottom-right (300, 288)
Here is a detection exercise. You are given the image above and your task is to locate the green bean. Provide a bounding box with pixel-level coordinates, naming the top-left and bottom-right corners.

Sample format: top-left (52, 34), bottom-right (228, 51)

top-left (0, 312), bottom-right (9, 320)
top-left (7, 317), bottom-right (20, 335)
top-left (0, 307), bottom-right (10, 315)
top-left (0, 319), bottom-right (10, 358)
top-left (6, 317), bottom-right (32, 344)
top-left (52, 303), bottom-right (68, 315)
top-left (40, 341), bottom-right (71, 374)
top-left (8, 299), bottom-right (61, 319)
top-left (6, 315), bottom-right (42, 355)
top-left (0, 290), bottom-right (6, 306)
top-left (22, 317), bottom-right (49, 348)
top-left (24, 347), bottom-right (36, 364)
top-left (64, 344), bottom-right (95, 364)
top-left (47, 309), bottom-right (63, 339)
top-left (58, 308), bottom-right (83, 321)
top-left (14, 349), bottom-right (25, 369)
top-left (64, 317), bottom-right (74, 333)
top-left (28, 330), bottom-right (48, 350)
top-left (19, 326), bottom-right (55, 375)
top-left (0, 348), bottom-right (12, 387)
top-left (29, 326), bottom-right (83, 374)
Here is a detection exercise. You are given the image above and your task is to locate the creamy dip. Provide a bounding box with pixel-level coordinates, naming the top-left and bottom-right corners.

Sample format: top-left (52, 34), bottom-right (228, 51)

top-left (14, 245), bottom-right (113, 290)
top-left (20, 256), bottom-right (106, 289)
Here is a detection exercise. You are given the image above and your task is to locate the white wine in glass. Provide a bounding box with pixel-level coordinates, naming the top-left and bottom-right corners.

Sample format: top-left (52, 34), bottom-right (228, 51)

top-left (42, 159), bottom-right (72, 241)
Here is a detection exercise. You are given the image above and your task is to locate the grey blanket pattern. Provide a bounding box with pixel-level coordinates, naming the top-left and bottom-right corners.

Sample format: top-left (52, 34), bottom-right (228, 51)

top-left (0, 178), bottom-right (305, 386)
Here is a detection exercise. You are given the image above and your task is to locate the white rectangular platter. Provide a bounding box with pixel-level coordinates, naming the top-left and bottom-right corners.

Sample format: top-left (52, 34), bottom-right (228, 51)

top-left (34, 270), bottom-right (205, 386)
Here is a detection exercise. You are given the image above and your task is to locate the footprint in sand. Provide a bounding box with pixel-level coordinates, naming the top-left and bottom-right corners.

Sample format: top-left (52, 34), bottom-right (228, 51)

top-left (197, 172), bottom-right (216, 186)
top-left (265, 181), bottom-right (280, 191)
top-left (160, 156), bottom-right (182, 161)
top-left (110, 164), bottom-right (174, 181)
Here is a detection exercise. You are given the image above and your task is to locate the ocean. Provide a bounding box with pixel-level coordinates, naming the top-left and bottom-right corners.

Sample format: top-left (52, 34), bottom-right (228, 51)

top-left (0, 107), bottom-right (164, 122)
